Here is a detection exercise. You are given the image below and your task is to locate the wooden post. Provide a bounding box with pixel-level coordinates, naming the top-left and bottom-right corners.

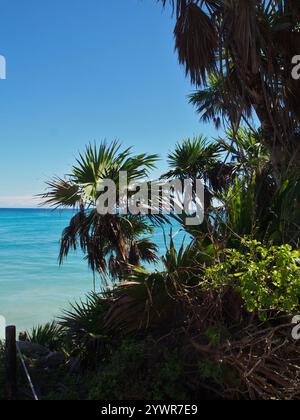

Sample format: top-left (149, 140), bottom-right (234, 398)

top-left (5, 326), bottom-right (17, 400)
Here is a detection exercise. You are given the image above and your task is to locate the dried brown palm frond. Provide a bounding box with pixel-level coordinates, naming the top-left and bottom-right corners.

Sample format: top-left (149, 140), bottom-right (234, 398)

top-left (104, 238), bottom-right (204, 335)
top-left (103, 272), bottom-right (181, 334)
top-left (174, 3), bottom-right (218, 86)
top-left (159, 0), bottom-right (300, 172)
top-left (189, 70), bottom-right (253, 130)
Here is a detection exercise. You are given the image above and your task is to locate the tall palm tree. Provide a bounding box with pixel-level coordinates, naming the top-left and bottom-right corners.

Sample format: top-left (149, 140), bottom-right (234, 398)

top-left (41, 142), bottom-right (160, 280)
top-left (161, 136), bottom-right (234, 240)
top-left (159, 0), bottom-right (300, 172)
top-left (162, 135), bottom-right (233, 196)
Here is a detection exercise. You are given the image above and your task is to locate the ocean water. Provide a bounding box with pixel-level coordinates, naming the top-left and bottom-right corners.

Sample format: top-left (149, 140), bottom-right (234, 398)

top-left (0, 209), bottom-right (185, 331)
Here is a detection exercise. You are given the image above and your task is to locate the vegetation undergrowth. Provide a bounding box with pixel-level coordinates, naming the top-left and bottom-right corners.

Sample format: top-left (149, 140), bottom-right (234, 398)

top-left (18, 236), bottom-right (300, 400)
top-left (203, 239), bottom-right (300, 319)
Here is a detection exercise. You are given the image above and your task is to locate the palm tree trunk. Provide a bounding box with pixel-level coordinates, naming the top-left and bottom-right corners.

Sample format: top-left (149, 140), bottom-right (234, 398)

top-left (247, 74), bottom-right (300, 176)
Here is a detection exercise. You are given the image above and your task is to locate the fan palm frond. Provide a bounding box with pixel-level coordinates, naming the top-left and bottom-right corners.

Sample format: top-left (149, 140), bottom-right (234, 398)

top-left (135, 238), bottom-right (159, 264)
top-left (27, 322), bottom-right (64, 351)
top-left (42, 142), bottom-right (161, 279)
top-left (41, 177), bottom-right (81, 208)
top-left (59, 293), bottom-right (111, 361)
top-left (163, 135), bottom-right (221, 181)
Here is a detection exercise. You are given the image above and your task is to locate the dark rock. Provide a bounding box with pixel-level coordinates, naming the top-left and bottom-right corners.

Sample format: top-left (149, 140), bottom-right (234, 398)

top-left (38, 351), bottom-right (65, 369)
top-left (17, 341), bottom-right (50, 358)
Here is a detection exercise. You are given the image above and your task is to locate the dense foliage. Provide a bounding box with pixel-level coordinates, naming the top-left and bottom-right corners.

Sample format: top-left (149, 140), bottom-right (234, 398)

top-left (203, 240), bottom-right (300, 319)
top-left (34, 125), bottom-right (300, 400)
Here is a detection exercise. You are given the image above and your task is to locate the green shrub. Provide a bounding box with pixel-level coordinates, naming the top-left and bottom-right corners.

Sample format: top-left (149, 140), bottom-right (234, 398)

top-left (154, 351), bottom-right (187, 400)
top-left (198, 360), bottom-right (239, 390)
top-left (203, 239), bottom-right (300, 319)
top-left (86, 339), bottom-right (188, 401)
top-left (198, 360), bottom-right (227, 386)
top-left (205, 324), bottom-right (229, 348)
top-left (87, 339), bottom-right (146, 400)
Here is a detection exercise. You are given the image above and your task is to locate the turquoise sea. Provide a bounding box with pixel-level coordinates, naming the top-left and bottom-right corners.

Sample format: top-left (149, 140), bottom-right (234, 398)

top-left (0, 209), bottom-right (185, 331)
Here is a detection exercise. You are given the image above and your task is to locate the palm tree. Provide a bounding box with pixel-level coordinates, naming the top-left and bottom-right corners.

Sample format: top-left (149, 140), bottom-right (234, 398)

top-left (189, 71), bottom-right (253, 132)
top-left (160, 128), bottom-right (300, 248)
top-left (218, 128), bottom-right (271, 179)
top-left (160, 136), bottom-right (235, 242)
top-left (159, 0), bottom-right (300, 172)
top-left (41, 142), bottom-right (160, 280)
top-left (162, 135), bottom-right (233, 203)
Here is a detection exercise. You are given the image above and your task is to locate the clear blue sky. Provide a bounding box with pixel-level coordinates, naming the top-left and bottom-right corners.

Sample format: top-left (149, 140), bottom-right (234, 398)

top-left (0, 0), bottom-right (218, 207)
